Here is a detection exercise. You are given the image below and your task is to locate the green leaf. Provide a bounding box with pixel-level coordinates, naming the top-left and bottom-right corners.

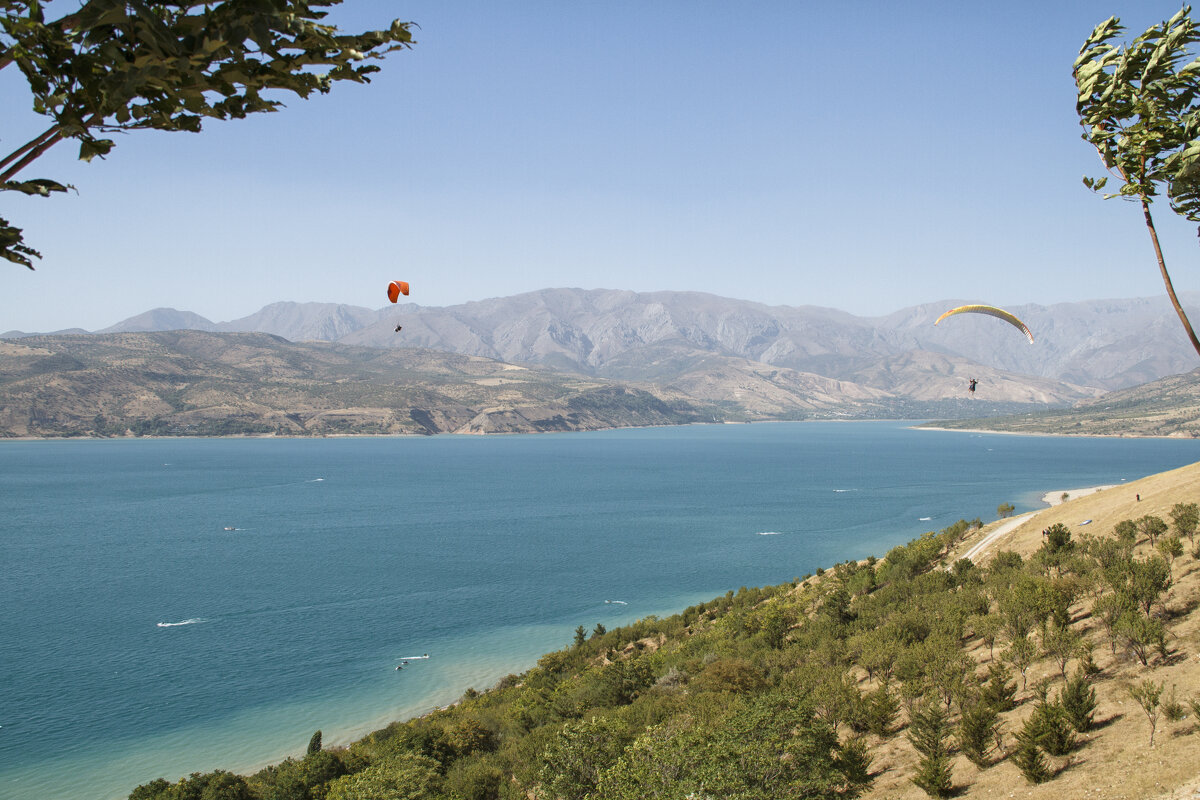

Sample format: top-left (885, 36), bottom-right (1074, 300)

top-left (0, 216), bottom-right (40, 269)
top-left (2, 178), bottom-right (72, 196)
top-left (78, 138), bottom-right (115, 162)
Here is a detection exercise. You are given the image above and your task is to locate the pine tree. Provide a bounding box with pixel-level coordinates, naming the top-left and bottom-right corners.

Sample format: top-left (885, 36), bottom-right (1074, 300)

top-left (835, 735), bottom-right (874, 793)
top-left (865, 683), bottom-right (900, 737)
top-left (1012, 719), bottom-right (1051, 785)
top-left (1059, 671), bottom-right (1097, 733)
top-left (980, 662), bottom-right (1017, 712)
top-left (908, 702), bottom-right (954, 798)
top-left (956, 701), bottom-right (1000, 768)
top-left (1034, 701), bottom-right (1077, 757)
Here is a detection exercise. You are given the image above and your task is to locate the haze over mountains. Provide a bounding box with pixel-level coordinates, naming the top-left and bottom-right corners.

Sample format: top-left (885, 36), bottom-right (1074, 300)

top-left (5, 289), bottom-right (1200, 437)
top-left (58, 288), bottom-right (1200, 390)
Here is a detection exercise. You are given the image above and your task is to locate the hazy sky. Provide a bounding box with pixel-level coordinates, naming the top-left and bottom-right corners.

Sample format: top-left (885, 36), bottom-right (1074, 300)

top-left (5, 1), bottom-right (1200, 332)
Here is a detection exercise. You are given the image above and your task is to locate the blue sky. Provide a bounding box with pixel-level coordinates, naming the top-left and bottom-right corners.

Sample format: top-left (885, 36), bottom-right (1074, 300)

top-left (4, 1), bottom-right (1200, 332)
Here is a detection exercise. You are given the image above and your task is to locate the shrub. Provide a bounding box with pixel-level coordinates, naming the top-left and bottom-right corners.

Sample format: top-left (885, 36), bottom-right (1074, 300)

top-left (1163, 684), bottom-right (1186, 723)
top-left (835, 735), bottom-right (874, 791)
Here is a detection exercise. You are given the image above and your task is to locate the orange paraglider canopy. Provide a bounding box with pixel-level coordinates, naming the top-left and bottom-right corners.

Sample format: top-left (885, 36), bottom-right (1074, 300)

top-left (387, 281), bottom-right (410, 303)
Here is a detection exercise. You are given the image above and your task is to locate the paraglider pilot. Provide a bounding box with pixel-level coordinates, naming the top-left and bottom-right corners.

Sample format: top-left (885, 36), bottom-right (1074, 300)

top-left (968, 378), bottom-right (977, 395)
top-left (388, 280), bottom-right (410, 334)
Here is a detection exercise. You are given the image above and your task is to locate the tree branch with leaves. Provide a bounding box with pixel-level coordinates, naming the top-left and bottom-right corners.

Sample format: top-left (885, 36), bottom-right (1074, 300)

top-left (1, 0), bottom-right (414, 269)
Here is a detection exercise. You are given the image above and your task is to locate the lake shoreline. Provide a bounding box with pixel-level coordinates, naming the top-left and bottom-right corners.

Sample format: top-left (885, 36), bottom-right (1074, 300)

top-left (913, 423), bottom-right (1197, 440)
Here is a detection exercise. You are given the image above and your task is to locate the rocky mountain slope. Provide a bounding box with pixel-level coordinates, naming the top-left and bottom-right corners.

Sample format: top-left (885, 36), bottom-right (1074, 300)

top-left (65, 288), bottom-right (1200, 392)
top-left (0, 330), bottom-right (1087, 439)
top-left (0, 332), bottom-right (714, 437)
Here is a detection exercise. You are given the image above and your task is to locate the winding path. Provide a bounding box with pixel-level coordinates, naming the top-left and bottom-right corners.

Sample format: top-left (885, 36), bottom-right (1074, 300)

top-left (961, 511), bottom-right (1038, 564)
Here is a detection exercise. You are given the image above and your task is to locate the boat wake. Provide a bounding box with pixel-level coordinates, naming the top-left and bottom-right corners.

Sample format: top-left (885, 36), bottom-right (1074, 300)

top-left (832, 489), bottom-right (858, 493)
top-left (918, 517), bottom-right (932, 521)
top-left (605, 600), bottom-right (628, 605)
top-left (156, 618), bottom-right (206, 628)
top-left (756, 531), bottom-right (783, 536)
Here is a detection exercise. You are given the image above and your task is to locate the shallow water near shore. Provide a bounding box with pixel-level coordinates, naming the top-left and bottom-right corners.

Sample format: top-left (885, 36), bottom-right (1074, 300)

top-left (3, 422), bottom-right (1199, 800)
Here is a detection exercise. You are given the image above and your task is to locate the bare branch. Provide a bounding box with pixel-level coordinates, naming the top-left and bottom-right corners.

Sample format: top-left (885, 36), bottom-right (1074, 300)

top-left (0, 125), bottom-right (61, 174)
top-left (0, 130), bottom-right (64, 183)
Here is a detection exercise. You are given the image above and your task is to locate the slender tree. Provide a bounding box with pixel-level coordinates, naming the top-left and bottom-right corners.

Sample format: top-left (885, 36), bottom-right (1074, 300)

top-left (1128, 679), bottom-right (1165, 746)
top-left (1117, 611), bottom-right (1167, 666)
top-left (1114, 519), bottom-right (1139, 551)
top-left (1005, 636), bottom-right (1038, 690)
top-left (1041, 622), bottom-right (1084, 680)
top-left (1075, 8), bottom-right (1200, 358)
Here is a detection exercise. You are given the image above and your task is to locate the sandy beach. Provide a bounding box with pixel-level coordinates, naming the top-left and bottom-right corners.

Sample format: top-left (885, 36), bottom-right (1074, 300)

top-left (1040, 484), bottom-right (1117, 505)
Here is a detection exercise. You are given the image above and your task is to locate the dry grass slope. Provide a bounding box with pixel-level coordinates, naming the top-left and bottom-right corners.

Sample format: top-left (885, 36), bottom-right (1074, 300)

top-left (863, 462), bottom-right (1200, 800)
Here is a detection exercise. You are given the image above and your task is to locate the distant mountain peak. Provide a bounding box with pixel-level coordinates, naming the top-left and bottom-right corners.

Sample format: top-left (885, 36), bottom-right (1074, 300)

top-left (96, 308), bottom-right (216, 334)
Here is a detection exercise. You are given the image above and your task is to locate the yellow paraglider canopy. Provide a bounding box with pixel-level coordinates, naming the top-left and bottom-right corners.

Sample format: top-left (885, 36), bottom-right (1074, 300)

top-left (934, 304), bottom-right (1034, 344)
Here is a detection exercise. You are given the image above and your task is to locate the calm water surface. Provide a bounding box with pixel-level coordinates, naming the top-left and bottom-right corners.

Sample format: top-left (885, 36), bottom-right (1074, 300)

top-left (3, 422), bottom-right (1199, 799)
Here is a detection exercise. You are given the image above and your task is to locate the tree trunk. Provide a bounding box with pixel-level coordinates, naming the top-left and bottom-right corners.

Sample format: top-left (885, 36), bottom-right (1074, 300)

top-left (1142, 199), bottom-right (1200, 358)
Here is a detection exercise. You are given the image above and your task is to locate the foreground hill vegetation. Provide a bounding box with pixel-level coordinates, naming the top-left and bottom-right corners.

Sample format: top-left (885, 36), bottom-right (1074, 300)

top-left (130, 463), bottom-right (1200, 800)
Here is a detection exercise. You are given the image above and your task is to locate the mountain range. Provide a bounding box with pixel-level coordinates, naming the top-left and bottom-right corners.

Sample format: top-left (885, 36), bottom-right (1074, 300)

top-left (5, 289), bottom-right (1200, 437)
top-left (16, 288), bottom-right (1200, 388)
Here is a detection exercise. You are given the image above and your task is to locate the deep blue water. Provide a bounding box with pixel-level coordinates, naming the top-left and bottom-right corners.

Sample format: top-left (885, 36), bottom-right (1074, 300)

top-left (2, 422), bottom-right (1199, 799)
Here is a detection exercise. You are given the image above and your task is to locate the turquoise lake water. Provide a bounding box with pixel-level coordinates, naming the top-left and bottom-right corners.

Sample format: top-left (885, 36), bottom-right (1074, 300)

top-left (3, 422), bottom-right (1200, 799)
